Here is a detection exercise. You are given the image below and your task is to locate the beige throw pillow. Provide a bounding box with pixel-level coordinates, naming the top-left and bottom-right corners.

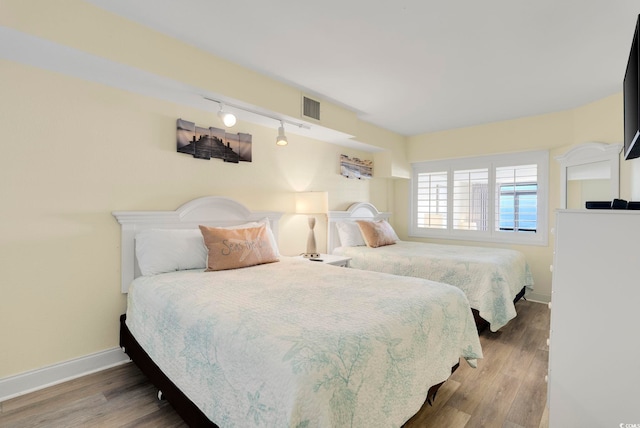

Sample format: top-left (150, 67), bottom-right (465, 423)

top-left (199, 224), bottom-right (279, 271)
top-left (356, 220), bottom-right (397, 248)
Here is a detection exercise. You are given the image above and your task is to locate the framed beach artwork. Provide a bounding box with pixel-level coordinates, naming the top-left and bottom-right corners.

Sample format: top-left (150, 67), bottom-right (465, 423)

top-left (177, 118), bottom-right (252, 163)
top-left (340, 154), bottom-right (373, 179)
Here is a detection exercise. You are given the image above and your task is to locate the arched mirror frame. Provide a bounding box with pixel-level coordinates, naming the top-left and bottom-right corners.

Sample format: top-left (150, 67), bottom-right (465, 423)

top-left (555, 142), bottom-right (623, 209)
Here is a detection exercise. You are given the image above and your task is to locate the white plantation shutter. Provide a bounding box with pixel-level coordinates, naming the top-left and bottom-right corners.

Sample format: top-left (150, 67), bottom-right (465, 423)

top-left (453, 168), bottom-right (489, 231)
top-left (410, 151), bottom-right (548, 245)
top-left (415, 171), bottom-right (448, 229)
top-left (471, 183), bottom-right (489, 231)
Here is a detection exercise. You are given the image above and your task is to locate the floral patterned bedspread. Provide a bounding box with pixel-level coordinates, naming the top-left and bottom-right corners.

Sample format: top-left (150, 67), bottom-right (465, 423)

top-left (126, 257), bottom-right (482, 427)
top-left (334, 241), bottom-right (534, 331)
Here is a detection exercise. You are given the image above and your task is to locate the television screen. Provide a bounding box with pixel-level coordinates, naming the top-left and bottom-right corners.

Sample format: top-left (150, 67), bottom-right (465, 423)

top-left (624, 15), bottom-right (640, 160)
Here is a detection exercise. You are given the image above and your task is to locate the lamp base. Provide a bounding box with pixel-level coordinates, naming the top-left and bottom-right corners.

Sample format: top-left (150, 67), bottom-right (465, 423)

top-left (302, 253), bottom-right (321, 259)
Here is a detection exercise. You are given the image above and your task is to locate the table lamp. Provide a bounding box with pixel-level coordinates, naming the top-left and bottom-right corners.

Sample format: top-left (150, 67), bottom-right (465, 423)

top-left (295, 191), bottom-right (328, 258)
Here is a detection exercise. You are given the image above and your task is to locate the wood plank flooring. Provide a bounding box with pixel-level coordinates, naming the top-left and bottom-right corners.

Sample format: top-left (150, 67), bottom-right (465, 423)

top-left (405, 299), bottom-right (549, 428)
top-left (0, 300), bottom-right (549, 428)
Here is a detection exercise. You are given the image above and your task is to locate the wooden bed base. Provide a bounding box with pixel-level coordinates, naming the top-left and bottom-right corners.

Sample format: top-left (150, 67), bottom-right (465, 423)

top-left (473, 286), bottom-right (527, 332)
top-left (119, 314), bottom-right (458, 427)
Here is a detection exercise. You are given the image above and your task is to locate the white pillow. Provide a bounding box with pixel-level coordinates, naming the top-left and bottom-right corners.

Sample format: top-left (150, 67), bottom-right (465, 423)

top-left (335, 221), bottom-right (366, 247)
top-left (243, 218), bottom-right (280, 257)
top-left (384, 220), bottom-right (400, 241)
top-left (135, 229), bottom-right (207, 276)
top-left (135, 218), bottom-right (279, 276)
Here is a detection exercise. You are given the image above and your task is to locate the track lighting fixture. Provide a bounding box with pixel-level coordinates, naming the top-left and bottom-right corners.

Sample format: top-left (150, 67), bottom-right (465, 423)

top-left (204, 96), bottom-right (310, 146)
top-left (217, 104), bottom-right (237, 127)
top-left (276, 122), bottom-right (288, 146)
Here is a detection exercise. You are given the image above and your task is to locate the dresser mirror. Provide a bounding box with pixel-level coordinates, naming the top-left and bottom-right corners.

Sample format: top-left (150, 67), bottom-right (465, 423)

top-left (555, 142), bottom-right (622, 209)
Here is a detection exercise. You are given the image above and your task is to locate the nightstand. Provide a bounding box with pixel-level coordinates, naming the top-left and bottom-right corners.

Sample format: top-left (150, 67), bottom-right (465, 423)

top-left (296, 254), bottom-right (351, 267)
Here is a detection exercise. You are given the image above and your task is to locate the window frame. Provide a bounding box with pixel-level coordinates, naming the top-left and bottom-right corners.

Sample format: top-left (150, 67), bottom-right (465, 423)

top-left (409, 150), bottom-right (549, 246)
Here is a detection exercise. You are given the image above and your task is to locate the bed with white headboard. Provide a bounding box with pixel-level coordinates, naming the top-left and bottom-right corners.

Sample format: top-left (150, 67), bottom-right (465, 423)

top-left (327, 201), bottom-right (390, 253)
top-left (328, 202), bottom-right (533, 332)
top-left (113, 196), bottom-right (282, 293)
top-left (112, 196), bottom-right (482, 427)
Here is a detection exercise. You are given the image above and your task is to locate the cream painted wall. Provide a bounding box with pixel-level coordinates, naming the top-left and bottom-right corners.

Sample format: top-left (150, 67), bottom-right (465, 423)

top-left (0, 60), bottom-right (390, 378)
top-left (401, 93), bottom-right (631, 303)
top-left (0, 1), bottom-right (406, 379)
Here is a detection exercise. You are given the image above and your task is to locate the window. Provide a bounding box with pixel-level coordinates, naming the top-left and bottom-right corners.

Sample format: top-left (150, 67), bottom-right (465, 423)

top-left (410, 151), bottom-right (548, 245)
top-left (496, 164), bottom-right (538, 232)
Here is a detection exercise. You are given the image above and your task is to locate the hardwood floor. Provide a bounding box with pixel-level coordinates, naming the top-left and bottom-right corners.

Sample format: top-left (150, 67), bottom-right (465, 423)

top-left (404, 299), bottom-right (550, 428)
top-left (0, 300), bottom-right (549, 428)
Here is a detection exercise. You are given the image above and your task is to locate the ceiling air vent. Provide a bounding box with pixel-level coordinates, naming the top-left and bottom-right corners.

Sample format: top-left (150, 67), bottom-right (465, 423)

top-left (302, 96), bottom-right (321, 121)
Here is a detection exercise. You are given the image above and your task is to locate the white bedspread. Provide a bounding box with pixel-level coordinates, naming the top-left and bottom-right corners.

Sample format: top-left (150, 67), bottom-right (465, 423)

top-left (126, 257), bottom-right (482, 427)
top-left (334, 241), bottom-right (534, 331)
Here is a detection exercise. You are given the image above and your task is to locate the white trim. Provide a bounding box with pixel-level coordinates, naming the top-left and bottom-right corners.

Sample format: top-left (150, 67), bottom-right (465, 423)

top-left (525, 292), bottom-right (551, 304)
top-left (0, 348), bottom-right (130, 402)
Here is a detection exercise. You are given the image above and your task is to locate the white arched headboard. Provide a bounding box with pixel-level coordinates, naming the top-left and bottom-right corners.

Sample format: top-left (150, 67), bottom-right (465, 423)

top-left (327, 202), bottom-right (391, 254)
top-left (112, 196), bottom-right (282, 293)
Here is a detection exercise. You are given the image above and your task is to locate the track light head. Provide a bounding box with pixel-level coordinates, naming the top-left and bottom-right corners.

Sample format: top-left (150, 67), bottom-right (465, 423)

top-left (217, 104), bottom-right (236, 127)
top-left (276, 122), bottom-right (288, 146)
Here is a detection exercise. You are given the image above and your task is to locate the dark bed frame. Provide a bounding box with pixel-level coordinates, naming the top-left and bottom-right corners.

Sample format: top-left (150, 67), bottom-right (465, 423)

top-left (120, 314), bottom-right (459, 428)
top-left (472, 286), bottom-right (526, 333)
top-left (119, 315), bottom-right (217, 427)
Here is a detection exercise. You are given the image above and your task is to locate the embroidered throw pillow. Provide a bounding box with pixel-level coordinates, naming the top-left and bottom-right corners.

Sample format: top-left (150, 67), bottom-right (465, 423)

top-left (199, 224), bottom-right (279, 271)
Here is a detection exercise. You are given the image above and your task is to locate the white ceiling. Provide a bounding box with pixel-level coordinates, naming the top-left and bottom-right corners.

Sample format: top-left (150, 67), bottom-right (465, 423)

top-left (53, 2), bottom-right (640, 136)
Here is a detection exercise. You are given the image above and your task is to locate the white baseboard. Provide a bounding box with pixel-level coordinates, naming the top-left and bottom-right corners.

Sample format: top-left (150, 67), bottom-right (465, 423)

top-left (0, 347), bottom-right (130, 402)
top-left (525, 291), bottom-right (551, 304)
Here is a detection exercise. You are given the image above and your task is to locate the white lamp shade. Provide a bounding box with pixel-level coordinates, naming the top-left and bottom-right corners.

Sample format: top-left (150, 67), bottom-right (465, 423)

top-left (295, 191), bottom-right (328, 214)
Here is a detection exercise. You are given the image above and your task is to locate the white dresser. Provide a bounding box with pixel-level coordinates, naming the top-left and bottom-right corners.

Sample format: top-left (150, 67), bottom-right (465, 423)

top-left (548, 210), bottom-right (640, 427)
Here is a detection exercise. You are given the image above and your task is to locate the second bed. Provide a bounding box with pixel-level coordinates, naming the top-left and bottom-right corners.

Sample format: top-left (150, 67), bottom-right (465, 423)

top-left (328, 202), bottom-right (534, 332)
